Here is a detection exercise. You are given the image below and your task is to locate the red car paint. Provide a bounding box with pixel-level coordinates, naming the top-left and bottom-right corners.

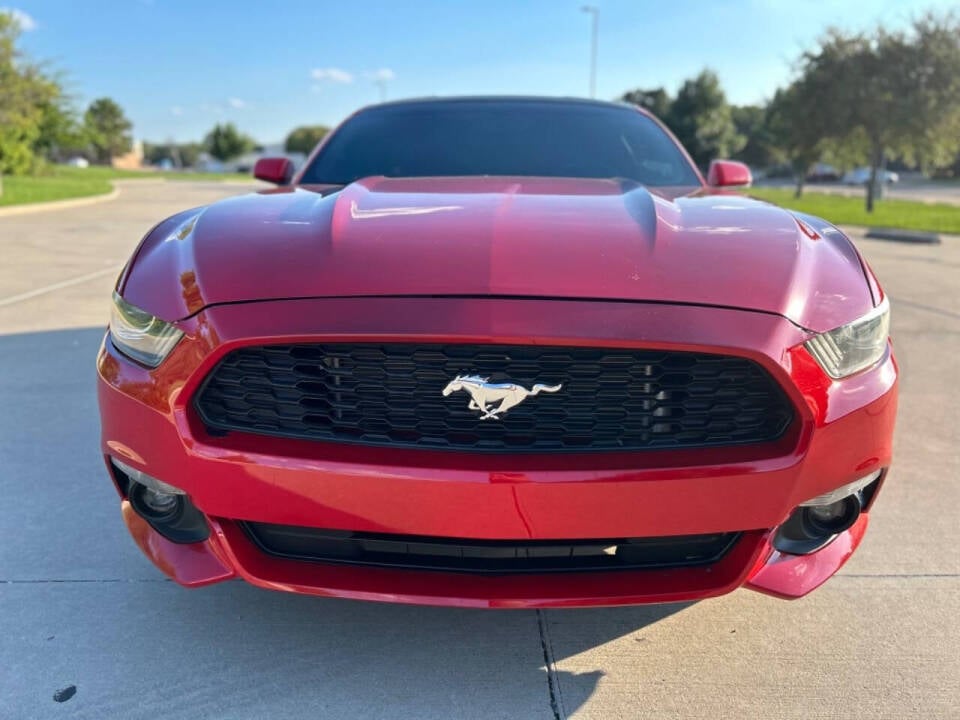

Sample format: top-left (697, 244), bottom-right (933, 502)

top-left (98, 98), bottom-right (897, 607)
top-left (120, 176), bottom-right (873, 333)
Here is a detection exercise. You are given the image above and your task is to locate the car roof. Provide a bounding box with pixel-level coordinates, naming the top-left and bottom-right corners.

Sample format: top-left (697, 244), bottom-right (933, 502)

top-left (360, 95), bottom-right (642, 113)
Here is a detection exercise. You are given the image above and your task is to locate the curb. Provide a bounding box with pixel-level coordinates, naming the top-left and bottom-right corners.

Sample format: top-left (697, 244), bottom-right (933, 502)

top-left (864, 227), bottom-right (941, 245)
top-left (0, 185), bottom-right (121, 218)
top-left (840, 225), bottom-right (956, 244)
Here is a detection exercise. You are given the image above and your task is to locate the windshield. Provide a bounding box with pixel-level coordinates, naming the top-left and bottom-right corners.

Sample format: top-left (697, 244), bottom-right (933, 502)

top-left (299, 100), bottom-right (701, 187)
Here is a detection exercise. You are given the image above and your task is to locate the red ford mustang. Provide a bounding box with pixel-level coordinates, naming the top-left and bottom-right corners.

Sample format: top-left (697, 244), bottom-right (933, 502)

top-left (97, 97), bottom-right (897, 608)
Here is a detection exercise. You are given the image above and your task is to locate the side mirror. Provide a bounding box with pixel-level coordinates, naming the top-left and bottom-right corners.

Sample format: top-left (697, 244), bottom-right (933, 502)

top-left (707, 160), bottom-right (752, 188)
top-left (254, 157), bottom-right (295, 185)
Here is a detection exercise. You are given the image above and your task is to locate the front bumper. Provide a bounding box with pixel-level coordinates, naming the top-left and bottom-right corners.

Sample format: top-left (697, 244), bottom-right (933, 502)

top-left (98, 297), bottom-right (898, 608)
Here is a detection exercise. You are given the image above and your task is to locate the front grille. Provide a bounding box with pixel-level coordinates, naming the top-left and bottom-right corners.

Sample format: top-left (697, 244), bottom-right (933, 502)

top-left (194, 343), bottom-right (793, 453)
top-left (242, 522), bottom-right (740, 574)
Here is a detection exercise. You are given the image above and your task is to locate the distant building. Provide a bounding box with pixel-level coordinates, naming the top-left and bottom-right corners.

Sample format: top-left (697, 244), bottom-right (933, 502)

top-left (112, 140), bottom-right (145, 170)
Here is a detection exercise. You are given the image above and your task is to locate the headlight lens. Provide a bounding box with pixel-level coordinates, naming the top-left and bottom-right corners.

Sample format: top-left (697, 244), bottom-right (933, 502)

top-left (804, 299), bottom-right (890, 379)
top-left (109, 292), bottom-right (183, 367)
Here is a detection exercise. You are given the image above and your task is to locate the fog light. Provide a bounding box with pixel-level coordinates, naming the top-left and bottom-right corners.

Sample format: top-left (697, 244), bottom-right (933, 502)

top-left (803, 495), bottom-right (861, 536)
top-left (806, 502), bottom-right (847, 525)
top-left (773, 475), bottom-right (876, 555)
top-left (110, 457), bottom-right (210, 544)
top-left (129, 483), bottom-right (183, 523)
top-left (141, 487), bottom-right (180, 515)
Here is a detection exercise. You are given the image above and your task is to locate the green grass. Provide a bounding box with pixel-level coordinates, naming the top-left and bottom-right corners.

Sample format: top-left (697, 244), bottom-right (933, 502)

top-left (0, 165), bottom-right (254, 207)
top-left (746, 187), bottom-right (960, 234)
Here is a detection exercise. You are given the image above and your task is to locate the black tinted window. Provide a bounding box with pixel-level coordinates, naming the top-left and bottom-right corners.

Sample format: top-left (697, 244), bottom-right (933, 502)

top-left (300, 101), bottom-right (700, 187)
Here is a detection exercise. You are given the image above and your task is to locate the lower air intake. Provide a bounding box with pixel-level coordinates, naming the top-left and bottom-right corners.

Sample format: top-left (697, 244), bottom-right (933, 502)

top-left (242, 523), bottom-right (740, 575)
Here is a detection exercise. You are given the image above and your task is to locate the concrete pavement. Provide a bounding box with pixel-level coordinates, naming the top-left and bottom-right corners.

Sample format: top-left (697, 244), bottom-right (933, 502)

top-left (0, 182), bottom-right (957, 718)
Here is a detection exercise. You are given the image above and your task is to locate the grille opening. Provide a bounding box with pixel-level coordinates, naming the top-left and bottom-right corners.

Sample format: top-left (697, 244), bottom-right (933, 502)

top-left (242, 522), bottom-right (741, 575)
top-left (194, 343), bottom-right (794, 453)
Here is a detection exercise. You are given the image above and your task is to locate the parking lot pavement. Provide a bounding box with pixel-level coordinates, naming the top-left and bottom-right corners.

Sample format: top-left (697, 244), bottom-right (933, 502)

top-left (0, 181), bottom-right (250, 334)
top-left (1, 183), bottom-right (958, 719)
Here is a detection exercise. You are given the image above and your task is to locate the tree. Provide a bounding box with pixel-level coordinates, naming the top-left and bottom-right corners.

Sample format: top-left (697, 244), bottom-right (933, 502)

top-left (797, 15), bottom-right (960, 211)
top-left (144, 141), bottom-right (205, 168)
top-left (84, 98), bottom-right (133, 165)
top-left (204, 123), bottom-right (255, 162)
top-left (666, 70), bottom-right (744, 168)
top-left (176, 142), bottom-right (203, 168)
top-left (285, 125), bottom-right (329, 155)
top-left (619, 77), bottom-right (744, 166)
top-left (145, 141), bottom-right (181, 167)
top-left (731, 105), bottom-right (781, 169)
top-left (899, 14), bottom-right (960, 176)
top-left (619, 88), bottom-right (671, 121)
top-left (766, 83), bottom-right (837, 198)
top-left (0, 12), bottom-right (53, 176)
top-left (33, 82), bottom-right (86, 162)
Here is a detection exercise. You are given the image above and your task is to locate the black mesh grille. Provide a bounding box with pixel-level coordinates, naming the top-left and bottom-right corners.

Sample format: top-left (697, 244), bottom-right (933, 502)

top-left (242, 522), bottom-right (741, 574)
top-left (194, 343), bottom-right (794, 453)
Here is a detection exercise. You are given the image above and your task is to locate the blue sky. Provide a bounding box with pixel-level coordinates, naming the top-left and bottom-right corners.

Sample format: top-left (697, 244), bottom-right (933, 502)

top-left (7, 0), bottom-right (954, 144)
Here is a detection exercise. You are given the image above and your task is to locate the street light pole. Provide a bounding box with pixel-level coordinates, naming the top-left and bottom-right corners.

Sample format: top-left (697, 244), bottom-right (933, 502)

top-left (581, 6), bottom-right (599, 99)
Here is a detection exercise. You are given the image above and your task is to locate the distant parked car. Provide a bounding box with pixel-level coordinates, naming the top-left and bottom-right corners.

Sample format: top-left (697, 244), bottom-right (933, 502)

top-left (843, 167), bottom-right (899, 185)
top-left (806, 163), bottom-right (841, 182)
top-left (65, 157), bottom-right (89, 168)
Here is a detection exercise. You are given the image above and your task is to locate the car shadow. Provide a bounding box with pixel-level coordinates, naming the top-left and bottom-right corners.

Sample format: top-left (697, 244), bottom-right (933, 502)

top-left (0, 326), bottom-right (694, 719)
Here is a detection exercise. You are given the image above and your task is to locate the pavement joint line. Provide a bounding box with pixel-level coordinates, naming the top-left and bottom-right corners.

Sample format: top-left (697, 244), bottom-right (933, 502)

top-left (0, 265), bottom-right (121, 308)
top-left (836, 573), bottom-right (960, 579)
top-left (536, 609), bottom-right (566, 720)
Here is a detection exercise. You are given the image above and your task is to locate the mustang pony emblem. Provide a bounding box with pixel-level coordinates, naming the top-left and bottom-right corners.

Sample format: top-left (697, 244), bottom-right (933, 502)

top-left (441, 375), bottom-right (562, 420)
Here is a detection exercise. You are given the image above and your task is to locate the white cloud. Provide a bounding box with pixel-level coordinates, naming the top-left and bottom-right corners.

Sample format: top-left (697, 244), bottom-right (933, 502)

top-left (1, 8), bottom-right (37, 31)
top-left (310, 67), bottom-right (354, 84)
top-left (170, 106), bottom-right (184, 116)
top-left (366, 68), bottom-right (396, 81)
top-left (227, 97), bottom-right (247, 109)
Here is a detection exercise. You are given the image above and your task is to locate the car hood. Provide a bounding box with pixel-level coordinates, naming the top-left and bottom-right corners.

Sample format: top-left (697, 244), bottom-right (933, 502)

top-left (122, 176), bottom-right (873, 333)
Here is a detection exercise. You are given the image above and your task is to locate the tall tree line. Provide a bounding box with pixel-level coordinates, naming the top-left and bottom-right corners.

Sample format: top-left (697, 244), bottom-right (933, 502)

top-left (621, 12), bottom-right (960, 211)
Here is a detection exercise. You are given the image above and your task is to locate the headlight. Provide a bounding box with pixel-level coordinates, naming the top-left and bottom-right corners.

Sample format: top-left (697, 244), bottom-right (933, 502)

top-left (109, 292), bottom-right (183, 367)
top-left (804, 299), bottom-right (890, 379)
